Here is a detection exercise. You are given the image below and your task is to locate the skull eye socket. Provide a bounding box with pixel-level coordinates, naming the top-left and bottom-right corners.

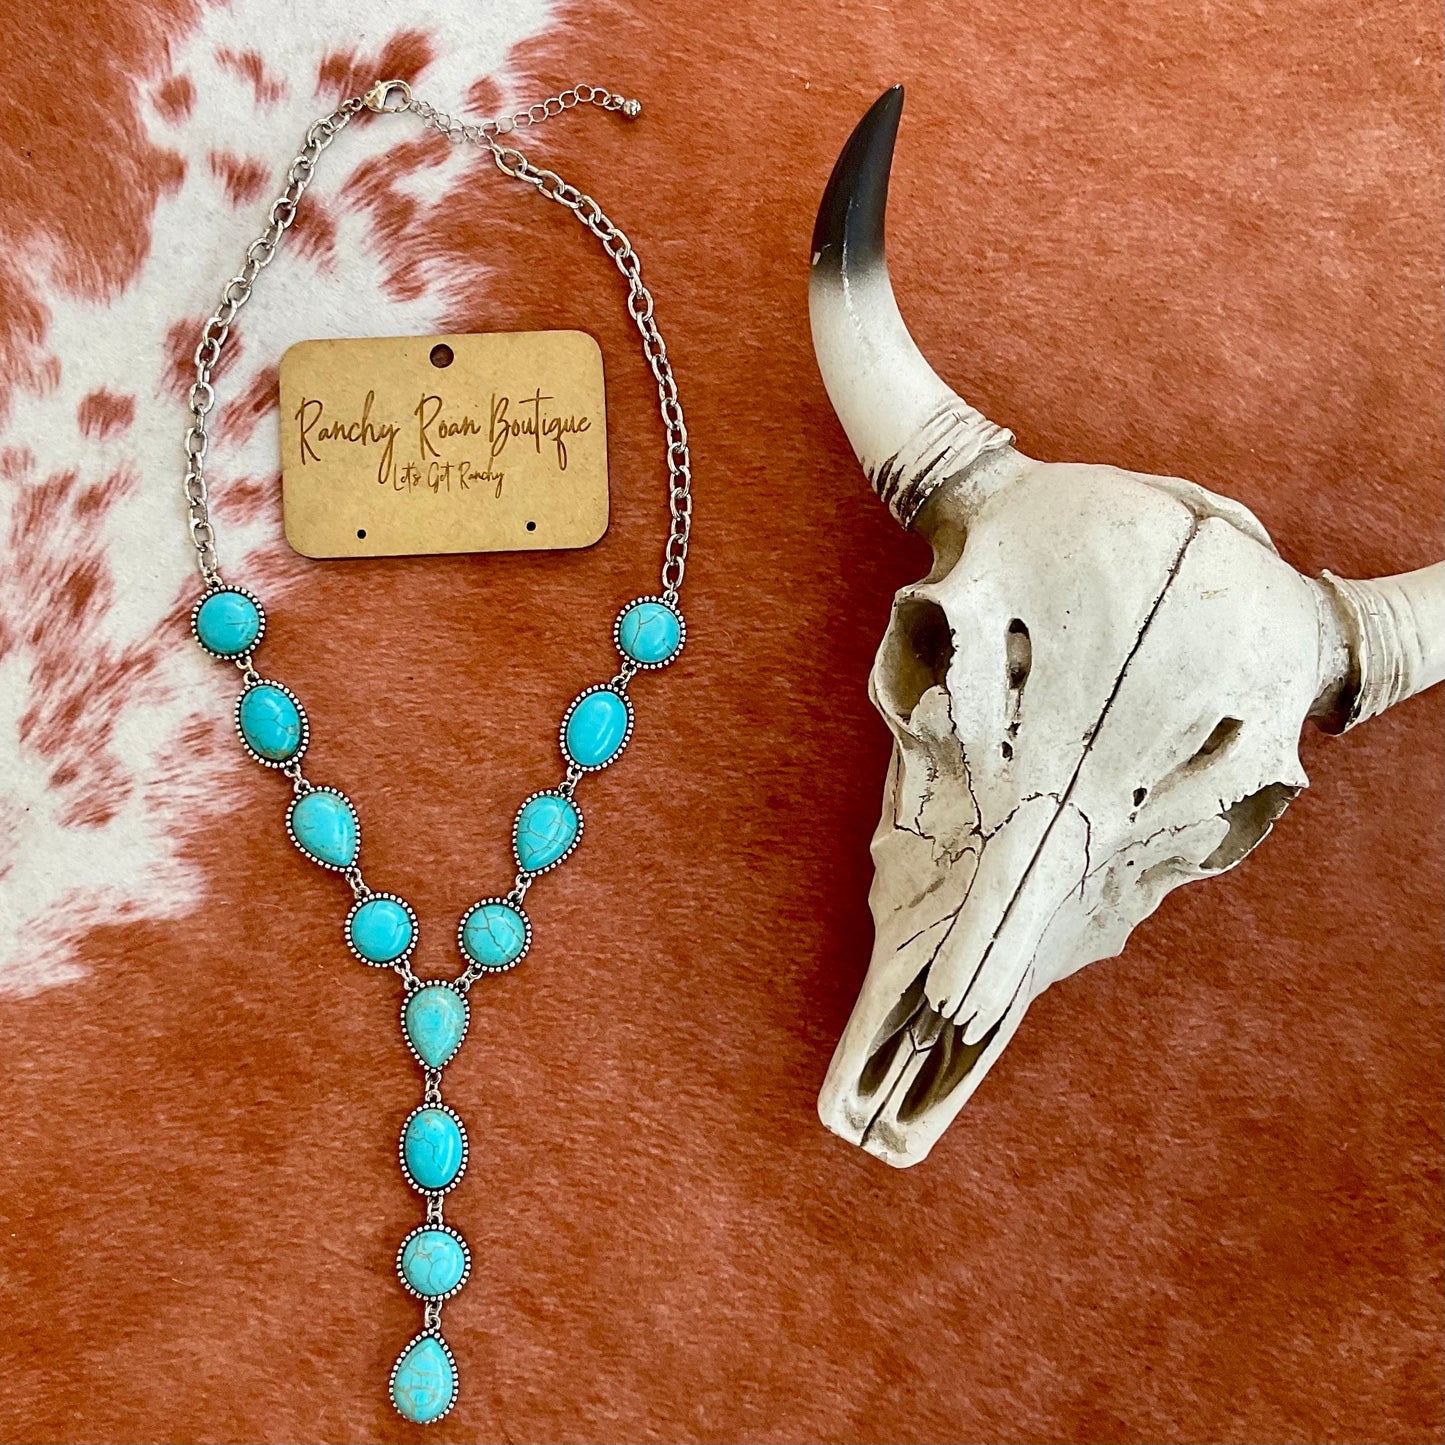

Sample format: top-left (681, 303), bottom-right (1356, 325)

top-left (878, 597), bottom-right (953, 723)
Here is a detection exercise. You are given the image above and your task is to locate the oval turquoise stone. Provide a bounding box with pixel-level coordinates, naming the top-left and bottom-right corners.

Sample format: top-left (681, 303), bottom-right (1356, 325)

top-left (348, 897), bottom-right (413, 963)
top-left (289, 790), bottom-right (358, 869)
top-left (461, 902), bottom-right (528, 971)
top-left (238, 684), bottom-right (303, 762)
top-left (618, 600), bottom-right (681, 665)
top-left (392, 1334), bottom-right (456, 1424)
top-left (404, 984), bottom-right (468, 1068)
top-left (400, 1229), bottom-right (468, 1298)
top-left (564, 689), bottom-right (630, 769)
top-left (514, 793), bottom-right (580, 871)
top-left (195, 589), bottom-right (261, 656)
top-left (402, 1108), bottom-right (465, 1191)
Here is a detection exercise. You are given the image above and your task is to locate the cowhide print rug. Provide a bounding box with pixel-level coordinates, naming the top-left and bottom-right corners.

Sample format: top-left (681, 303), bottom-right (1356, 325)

top-left (0, 1), bottom-right (1439, 1441)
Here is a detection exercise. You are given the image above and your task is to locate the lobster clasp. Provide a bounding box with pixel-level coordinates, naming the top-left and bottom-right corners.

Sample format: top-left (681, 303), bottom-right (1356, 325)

top-left (364, 79), bottom-right (413, 113)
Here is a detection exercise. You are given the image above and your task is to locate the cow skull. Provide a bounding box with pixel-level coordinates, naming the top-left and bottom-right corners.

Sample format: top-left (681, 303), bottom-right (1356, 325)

top-left (810, 86), bottom-right (1445, 1167)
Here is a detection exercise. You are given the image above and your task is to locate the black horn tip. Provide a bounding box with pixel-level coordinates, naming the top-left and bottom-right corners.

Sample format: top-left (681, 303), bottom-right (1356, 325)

top-left (811, 84), bottom-right (905, 272)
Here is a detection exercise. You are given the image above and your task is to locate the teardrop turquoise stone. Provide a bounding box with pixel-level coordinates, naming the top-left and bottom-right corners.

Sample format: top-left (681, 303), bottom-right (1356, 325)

top-left (461, 901), bottom-right (529, 970)
top-left (564, 689), bottom-right (630, 769)
top-left (289, 790), bottom-right (358, 869)
top-left (404, 984), bottom-right (468, 1068)
top-left (391, 1334), bottom-right (456, 1424)
top-left (238, 684), bottom-right (303, 762)
top-left (618, 600), bottom-right (682, 665)
top-left (195, 589), bottom-right (261, 656)
top-left (400, 1229), bottom-right (468, 1298)
top-left (402, 1107), bottom-right (465, 1191)
top-left (514, 793), bottom-right (581, 871)
top-left (348, 897), bottom-right (413, 963)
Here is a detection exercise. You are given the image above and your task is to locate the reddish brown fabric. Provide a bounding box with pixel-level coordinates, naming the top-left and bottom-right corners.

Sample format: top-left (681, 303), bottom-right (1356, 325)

top-left (0, 2), bottom-right (1440, 1442)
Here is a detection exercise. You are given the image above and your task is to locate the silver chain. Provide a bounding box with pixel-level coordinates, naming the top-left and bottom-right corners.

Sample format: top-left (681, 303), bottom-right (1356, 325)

top-left (183, 79), bottom-right (693, 601)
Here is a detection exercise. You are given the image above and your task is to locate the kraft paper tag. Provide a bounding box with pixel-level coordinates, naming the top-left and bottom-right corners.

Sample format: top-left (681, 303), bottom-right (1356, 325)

top-left (278, 331), bottom-right (608, 558)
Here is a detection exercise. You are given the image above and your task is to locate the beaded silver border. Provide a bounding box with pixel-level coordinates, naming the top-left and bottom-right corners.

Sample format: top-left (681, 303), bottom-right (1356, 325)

top-left (190, 584), bottom-right (266, 659)
top-left (559, 684), bottom-right (636, 773)
top-left (284, 786), bottom-right (360, 873)
top-left (400, 982), bottom-right (471, 1069)
top-left (511, 789), bottom-right (584, 875)
top-left (457, 897), bottom-right (532, 973)
top-left (389, 1328), bottom-right (459, 1424)
top-left (398, 1102), bottom-right (469, 1196)
top-left (613, 594), bottom-right (685, 670)
top-left (233, 678), bottom-right (309, 769)
top-left (344, 891), bottom-right (418, 967)
top-left (395, 1222), bottom-right (473, 1303)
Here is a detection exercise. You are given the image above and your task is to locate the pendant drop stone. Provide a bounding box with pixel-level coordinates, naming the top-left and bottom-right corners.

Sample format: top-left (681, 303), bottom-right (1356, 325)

top-left (400, 1106), bottom-right (467, 1192)
top-left (391, 1333), bottom-right (457, 1424)
top-left (404, 984), bottom-right (469, 1068)
top-left (237, 683), bottom-right (305, 763)
top-left (460, 900), bottom-right (530, 971)
top-left (398, 1225), bottom-right (470, 1299)
top-left (562, 687), bottom-right (632, 770)
top-left (514, 792), bottom-right (582, 872)
top-left (194, 588), bottom-right (263, 657)
top-left (287, 789), bottom-right (359, 869)
top-left (616, 598), bottom-right (683, 667)
top-left (347, 895), bottom-right (415, 964)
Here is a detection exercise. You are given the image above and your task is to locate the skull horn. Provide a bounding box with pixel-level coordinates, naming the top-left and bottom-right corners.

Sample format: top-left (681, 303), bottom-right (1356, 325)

top-left (810, 86), bottom-right (1014, 529)
top-left (1316, 561), bottom-right (1445, 730)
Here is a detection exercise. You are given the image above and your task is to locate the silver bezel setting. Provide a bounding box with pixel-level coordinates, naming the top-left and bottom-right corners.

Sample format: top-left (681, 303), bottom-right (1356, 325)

top-left (613, 594), bottom-right (685, 670)
top-left (389, 1328), bottom-right (459, 1424)
top-left (233, 678), bottom-right (309, 769)
top-left (190, 584), bottom-right (266, 659)
top-left (559, 684), bottom-right (636, 773)
top-left (284, 785), bottom-right (360, 873)
top-left (400, 981), bottom-right (471, 1069)
top-left (345, 891), bottom-right (418, 967)
top-left (395, 1222), bottom-right (473, 1303)
top-left (398, 1102), bottom-right (469, 1196)
top-left (457, 897), bottom-right (533, 973)
top-left (511, 789), bottom-right (584, 875)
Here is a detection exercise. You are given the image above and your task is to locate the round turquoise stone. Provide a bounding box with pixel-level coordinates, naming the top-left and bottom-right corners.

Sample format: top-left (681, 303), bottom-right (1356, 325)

top-left (617, 599), bottom-right (682, 665)
top-left (461, 901), bottom-right (529, 971)
top-left (564, 689), bottom-right (630, 769)
top-left (404, 984), bottom-right (468, 1068)
top-left (402, 1107), bottom-right (465, 1192)
top-left (348, 897), bottom-right (413, 964)
top-left (195, 589), bottom-right (261, 657)
top-left (399, 1228), bottom-right (468, 1298)
top-left (514, 793), bottom-right (581, 872)
top-left (391, 1334), bottom-right (456, 1424)
top-left (289, 790), bottom-right (359, 869)
top-left (238, 684), bottom-right (304, 762)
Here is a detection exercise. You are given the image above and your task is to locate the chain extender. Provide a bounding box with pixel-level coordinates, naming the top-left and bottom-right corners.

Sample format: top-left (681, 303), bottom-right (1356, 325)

top-left (182, 81), bottom-right (693, 603)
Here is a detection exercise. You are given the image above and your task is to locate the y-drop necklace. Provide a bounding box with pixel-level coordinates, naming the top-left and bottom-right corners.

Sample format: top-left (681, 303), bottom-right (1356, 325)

top-left (180, 79), bottom-right (692, 1425)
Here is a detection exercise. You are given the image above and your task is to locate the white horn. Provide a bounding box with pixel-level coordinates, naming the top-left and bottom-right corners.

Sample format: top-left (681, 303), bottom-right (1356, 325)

top-left (1315, 561), bottom-right (1445, 730)
top-left (809, 86), bottom-right (1013, 529)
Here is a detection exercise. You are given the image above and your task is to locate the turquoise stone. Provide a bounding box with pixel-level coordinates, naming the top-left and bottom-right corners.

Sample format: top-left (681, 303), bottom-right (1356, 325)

top-left (402, 1107), bottom-right (465, 1191)
top-left (400, 1229), bottom-right (468, 1298)
top-left (564, 689), bottom-right (630, 769)
top-left (461, 902), bottom-right (528, 971)
top-left (289, 790), bottom-right (358, 869)
top-left (195, 589), bottom-right (261, 656)
top-left (391, 1334), bottom-right (456, 1424)
top-left (617, 600), bottom-right (682, 665)
top-left (348, 897), bottom-right (413, 963)
top-left (404, 984), bottom-right (468, 1068)
top-left (514, 793), bottom-right (581, 871)
top-left (238, 684), bottom-right (303, 762)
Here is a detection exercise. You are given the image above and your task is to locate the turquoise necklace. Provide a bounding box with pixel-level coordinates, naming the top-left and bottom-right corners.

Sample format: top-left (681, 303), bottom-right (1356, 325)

top-left (181, 80), bottom-right (692, 1425)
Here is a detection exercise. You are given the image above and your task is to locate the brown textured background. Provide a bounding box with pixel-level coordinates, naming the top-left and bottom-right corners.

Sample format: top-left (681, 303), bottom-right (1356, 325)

top-left (0, 1), bottom-right (1441, 1442)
